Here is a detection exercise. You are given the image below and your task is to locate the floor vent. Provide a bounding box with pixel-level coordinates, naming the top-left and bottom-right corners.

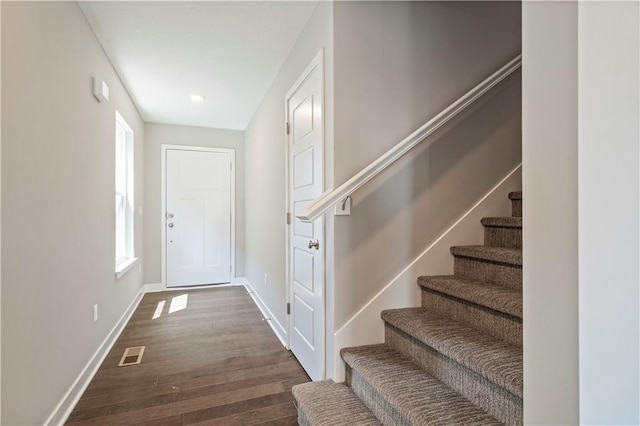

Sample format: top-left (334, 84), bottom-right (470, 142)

top-left (118, 346), bottom-right (145, 367)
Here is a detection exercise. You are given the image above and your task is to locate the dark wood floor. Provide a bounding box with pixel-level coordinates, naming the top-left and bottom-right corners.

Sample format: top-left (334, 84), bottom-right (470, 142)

top-left (66, 286), bottom-right (309, 425)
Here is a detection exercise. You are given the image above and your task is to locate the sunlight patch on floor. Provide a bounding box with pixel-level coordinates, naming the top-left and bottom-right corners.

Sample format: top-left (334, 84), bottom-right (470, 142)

top-left (169, 294), bottom-right (189, 314)
top-left (152, 300), bottom-right (166, 320)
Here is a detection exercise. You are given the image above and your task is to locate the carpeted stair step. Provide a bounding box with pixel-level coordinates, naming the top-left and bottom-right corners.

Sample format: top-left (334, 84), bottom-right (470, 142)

top-left (418, 275), bottom-right (522, 346)
top-left (341, 344), bottom-right (502, 426)
top-left (382, 308), bottom-right (522, 396)
top-left (382, 308), bottom-right (522, 424)
top-left (482, 216), bottom-right (522, 249)
top-left (451, 245), bottom-right (522, 289)
top-left (509, 191), bottom-right (522, 217)
top-left (292, 380), bottom-right (381, 426)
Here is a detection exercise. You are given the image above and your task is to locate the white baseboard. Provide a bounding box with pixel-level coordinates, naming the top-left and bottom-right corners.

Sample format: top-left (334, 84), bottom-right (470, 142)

top-left (144, 279), bottom-right (244, 293)
top-left (242, 278), bottom-right (288, 347)
top-left (144, 282), bottom-right (165, 293)
top-left (332, 165), bottom-right (522, 380)
top-left (45, 285), bottom-right (146, 426)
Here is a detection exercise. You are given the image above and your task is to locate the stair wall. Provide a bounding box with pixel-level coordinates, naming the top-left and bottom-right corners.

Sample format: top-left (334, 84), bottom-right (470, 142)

top-left (333, 166), bottom-right (522, 381)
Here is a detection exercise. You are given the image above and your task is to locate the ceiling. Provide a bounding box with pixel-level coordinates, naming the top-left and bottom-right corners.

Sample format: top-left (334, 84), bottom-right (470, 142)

top-left (79, 1), bottom-right (318, 130)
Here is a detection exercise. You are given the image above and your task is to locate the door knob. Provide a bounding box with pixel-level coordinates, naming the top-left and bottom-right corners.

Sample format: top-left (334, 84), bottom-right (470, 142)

top-left (168, 223), bottom-right (174, 228)
top-left (308, 239), bottom-right (319, 250)
top-left (167, 213), bottom-right (174, 219)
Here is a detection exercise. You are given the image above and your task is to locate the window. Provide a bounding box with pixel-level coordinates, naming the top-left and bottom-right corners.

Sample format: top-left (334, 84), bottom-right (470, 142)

top-left (115, 111), bottom-right (136, 278)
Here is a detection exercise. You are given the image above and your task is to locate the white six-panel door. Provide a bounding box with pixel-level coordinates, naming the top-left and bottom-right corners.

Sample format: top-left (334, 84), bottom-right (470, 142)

top-left (287, 52), bottom-right (324, 381)
top-left (166, 148), bottom-right (232, 287)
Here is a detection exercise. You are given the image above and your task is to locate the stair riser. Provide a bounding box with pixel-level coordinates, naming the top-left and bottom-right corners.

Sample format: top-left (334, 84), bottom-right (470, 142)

top-left (511, 199), bottom-right (522, 217)
top-left (421, 289), bottom-right (522, 346)
top-left (385, 325), bottom-right (523, 425)
top-left (346, 366), bottom-right (411, 425)
top-left (298, 409), bottom-right (311, 426)
top-left (454, 256), bottom-right (522, 290)
top-left (484, 226), bottom-right (522, 249)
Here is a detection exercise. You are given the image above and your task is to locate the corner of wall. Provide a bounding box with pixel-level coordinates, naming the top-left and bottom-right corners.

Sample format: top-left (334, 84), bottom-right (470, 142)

top-left (243, 278), bottom-right (287, 347)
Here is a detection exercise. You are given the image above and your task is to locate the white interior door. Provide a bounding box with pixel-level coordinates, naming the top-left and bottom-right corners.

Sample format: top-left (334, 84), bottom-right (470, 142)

top-left (287, 52), bottom-right (324, 381)
top-left (166, 149), bottom-right (232, 287)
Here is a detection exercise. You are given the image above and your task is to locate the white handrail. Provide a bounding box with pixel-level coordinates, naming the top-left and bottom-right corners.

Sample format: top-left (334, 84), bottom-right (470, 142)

top-left (297, 54), bottom-right (522, 223)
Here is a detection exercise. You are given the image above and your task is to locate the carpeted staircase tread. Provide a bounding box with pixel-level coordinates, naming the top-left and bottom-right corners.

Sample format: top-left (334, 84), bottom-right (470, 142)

top-left (341, 344), bottom-right (502, 425)
top-left (292, 380), bottom-right (381, 425)
top-left (381, 308), bottom-right (522, 397)
top-left (481, 217), bottom-right (522, 228)
top-left (508, 191), bottom-right (522, 200)
top-left (418, 275), bottom-right (522, 318)
top-left (451, 245), bottom-right (522, 266)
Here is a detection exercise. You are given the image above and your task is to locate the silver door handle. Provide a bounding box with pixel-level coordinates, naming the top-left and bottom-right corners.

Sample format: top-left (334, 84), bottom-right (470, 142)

top-left (168, 223), bottom-right (174, 228)
top-left (308, 239), bottom-right (319, 250)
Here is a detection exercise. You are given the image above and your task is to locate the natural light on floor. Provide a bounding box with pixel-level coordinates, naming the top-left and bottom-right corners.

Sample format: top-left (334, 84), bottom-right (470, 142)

top-left (152, 300), bottom-right (166, 320)
top-left (151, 294), bottom-right (189, 319)
top-left (169, 294), bottom-right (189, 314)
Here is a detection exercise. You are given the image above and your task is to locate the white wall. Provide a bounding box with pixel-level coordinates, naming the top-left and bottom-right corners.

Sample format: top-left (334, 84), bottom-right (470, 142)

top-left (2, 3), bottom-right (145, 424)
top-left (522, 3), bottom-right (579, 424)
top-left (143, 123), bottom-right (245, 284)
top-left (331, 1), bottom-right (522, 329)
top-left (578, 2), bottom-right (639, 424)
top-left (244, 1), bottom-right (333, 340)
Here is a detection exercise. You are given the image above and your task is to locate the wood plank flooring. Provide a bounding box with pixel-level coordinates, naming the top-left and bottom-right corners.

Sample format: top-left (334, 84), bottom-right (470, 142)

top-left (66, 286), bottom-right (309, 425)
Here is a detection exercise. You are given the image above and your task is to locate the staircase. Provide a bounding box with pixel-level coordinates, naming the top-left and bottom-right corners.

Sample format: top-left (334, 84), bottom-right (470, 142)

top-left (292, 191), bottom-right (523, 425)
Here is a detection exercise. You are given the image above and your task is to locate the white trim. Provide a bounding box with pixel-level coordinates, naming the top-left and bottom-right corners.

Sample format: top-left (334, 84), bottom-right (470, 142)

top-left (161, 145), bottom-right (236, 288)
top-left (114, 111), bottom-right (135, 270)
top-left (144, 282), bottom-right (166, 293)
top-left (243, 278), bottom-right (288, 347)
top-left (143, 280), bottom-right (243, 294)
top-left (332, 164), bottom-right (522, 380)
top-left (115, 257), bottom-right (138, 280)
top-left (44, 285), bottom-right (146, 426)
top-left (297, 54), bottom-right (522, 223)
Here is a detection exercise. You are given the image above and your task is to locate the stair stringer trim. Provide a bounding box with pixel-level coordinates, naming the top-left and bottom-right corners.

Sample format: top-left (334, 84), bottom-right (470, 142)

top-left (332, 164), bottom-right (522, 381)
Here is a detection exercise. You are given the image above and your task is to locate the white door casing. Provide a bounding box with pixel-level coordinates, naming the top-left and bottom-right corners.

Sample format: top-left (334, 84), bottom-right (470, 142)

top-left (164, 147), bottom-right (234, 287)
top-left (287, 51), bottom-right (325, 381)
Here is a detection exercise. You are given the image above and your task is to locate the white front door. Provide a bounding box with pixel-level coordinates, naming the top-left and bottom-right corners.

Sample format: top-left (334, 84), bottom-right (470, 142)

top-left (166, 148), bottom-right (233, 287)
top-left (287, 52), bottom-right (325, 380)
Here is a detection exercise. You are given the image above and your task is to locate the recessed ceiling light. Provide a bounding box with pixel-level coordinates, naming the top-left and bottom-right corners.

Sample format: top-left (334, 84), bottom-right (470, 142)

top-left (190, 94), bottom-right (206, 102)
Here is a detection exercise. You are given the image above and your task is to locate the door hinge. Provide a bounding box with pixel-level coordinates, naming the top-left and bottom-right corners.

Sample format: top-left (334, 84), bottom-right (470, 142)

top-left (287, 302), bottom-right (291, 315)
top-left (286, 212), bottom-right (291, 225)
top-left (286, 122), bottom-right (290, 135)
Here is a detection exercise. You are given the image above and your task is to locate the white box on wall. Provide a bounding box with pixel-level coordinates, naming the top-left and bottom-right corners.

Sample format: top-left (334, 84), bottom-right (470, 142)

top-left (93, 77), bottom-right (109, 102)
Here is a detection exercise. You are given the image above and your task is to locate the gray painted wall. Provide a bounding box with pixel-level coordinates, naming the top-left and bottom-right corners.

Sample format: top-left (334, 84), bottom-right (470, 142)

top-left (331, 1), bottom-right (522, 328)
top-left (143, 123), bottom-right (245, 284)
top-left (244, 2), bottom-right (334, 334)
top-left (1, 2), bottom-right (145, 424)
top-left (522, 3), bottom-right (579, 423)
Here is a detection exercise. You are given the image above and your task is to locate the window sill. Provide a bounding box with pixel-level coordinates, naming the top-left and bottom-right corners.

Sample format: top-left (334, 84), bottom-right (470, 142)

top-left (115, 257), bottom-right (138, 280)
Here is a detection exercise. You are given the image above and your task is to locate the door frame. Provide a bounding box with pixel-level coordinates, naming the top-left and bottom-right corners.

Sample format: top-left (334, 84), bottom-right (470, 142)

top-left (161, 144), bottom-right (236, 288)
top-left (284, 50), bottom-right (326, 375)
